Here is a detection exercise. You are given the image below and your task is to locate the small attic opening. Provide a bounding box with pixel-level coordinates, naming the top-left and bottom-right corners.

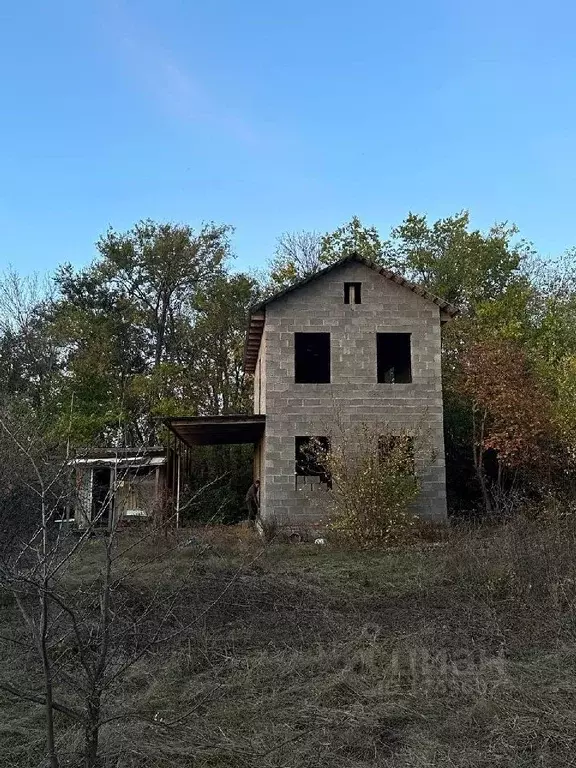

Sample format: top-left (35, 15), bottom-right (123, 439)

top-left (344, 282), bottom-right (362, 304)
top-left (294, 332), bottom-right (331, 383)
top-left (377, 333), bottom-right (412, 383)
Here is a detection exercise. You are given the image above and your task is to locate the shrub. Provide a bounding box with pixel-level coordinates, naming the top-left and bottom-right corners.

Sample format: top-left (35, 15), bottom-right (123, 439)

top-left (307, 423), bottom-right (431, 547)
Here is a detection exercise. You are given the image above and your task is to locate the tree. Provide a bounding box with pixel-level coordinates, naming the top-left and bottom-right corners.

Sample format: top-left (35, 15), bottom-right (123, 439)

top-left (47, 266), bottom-right (146, 444)
top-left (530, 259), bottom-right (576, 470)
top-left (0, 269), bottom-right (58, 411)
top-left (0, 408), bottom-right (69, 768)
top-left (458, 340), bottom-right (553, 515)
top-left (174, 273), bottom-right (261, 522)
top-left (266, 217), bottom-right (399, 291)
top-left (0, 218), bottom-right (261, 522)
top-left (49, 220), bottom-right (237, 445)
top-left (184, 273), bottom-right (261, 416)
top-left (268, 231), bottom-right (323, 290)
top-left (389, 211), bottom-right (529, 311)
top-left (553, 354), bottom-right (576, 465)
top-left (96, 220), bottom-right (230, 370)
top-left (386, 212), bottom-right (541, 514)
top-left (321, 215), bottom-right (390, 266)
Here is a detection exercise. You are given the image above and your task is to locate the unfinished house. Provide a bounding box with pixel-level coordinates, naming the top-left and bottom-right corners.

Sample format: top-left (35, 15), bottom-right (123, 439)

top-left (166, 255), bottom-right (458, 532)
top-left (71, 448), bottom-right (169, 529)
top-left (244, 255), bottom-right (458, 528)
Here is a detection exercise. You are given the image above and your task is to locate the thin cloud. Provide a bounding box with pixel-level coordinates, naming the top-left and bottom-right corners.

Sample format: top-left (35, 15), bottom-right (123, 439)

top-left (101, 0), bottom-right (257, 144)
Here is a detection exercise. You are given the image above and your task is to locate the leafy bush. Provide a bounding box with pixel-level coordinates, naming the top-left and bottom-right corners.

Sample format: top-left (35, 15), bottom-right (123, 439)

top-left (307, 423), bottom-right (430, 547)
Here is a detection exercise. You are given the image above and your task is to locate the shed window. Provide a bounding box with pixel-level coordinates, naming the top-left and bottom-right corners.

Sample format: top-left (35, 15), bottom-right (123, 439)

top-left (344, 282), bottom-right (362, 304)
top-left (376, 333), bottom-right (412, 383)
top-left (294, 332), bottom-right (331, 383)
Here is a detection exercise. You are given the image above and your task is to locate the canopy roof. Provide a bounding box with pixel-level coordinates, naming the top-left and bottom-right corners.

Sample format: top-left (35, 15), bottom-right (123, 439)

top-left (165, 415), bottom-right (265, 446)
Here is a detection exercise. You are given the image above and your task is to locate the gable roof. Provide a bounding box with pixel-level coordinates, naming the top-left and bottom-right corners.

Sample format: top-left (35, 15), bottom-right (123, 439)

top-left (243, 254), bottom-right (459, 374)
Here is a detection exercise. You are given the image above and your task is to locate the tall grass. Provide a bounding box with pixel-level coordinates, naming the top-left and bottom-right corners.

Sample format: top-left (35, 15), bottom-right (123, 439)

top-left (3, 514), bottom-right (576, 766)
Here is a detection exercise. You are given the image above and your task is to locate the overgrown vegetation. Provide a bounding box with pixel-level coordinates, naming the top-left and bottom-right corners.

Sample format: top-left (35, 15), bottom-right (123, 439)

top-left (306, 423), bottom-right (428, 546)
top-left (4, 517), bottom-right (576, 766)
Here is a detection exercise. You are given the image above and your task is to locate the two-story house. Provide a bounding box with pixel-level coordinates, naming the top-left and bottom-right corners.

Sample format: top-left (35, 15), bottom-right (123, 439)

top-left (166, 254), bottom-right (457, 532)
top-left (243, 254), bottom-right (457, 528)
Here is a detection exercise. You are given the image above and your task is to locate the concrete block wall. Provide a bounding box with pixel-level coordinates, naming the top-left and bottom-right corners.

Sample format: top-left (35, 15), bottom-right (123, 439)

top-left (253, 327), bottom-right (267, 416)
top-left (255, 260), bottom-right (448, 528)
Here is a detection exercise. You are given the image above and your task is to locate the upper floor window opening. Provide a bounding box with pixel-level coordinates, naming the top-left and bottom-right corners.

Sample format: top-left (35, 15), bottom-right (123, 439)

top-left (294, 332), bottom-right (331, 383)
top-left (377, 333), bottom-right (412, 383)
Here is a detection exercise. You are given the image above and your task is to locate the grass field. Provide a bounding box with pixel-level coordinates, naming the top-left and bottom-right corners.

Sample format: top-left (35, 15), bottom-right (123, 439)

top-left (2, 516), bottom-right (576, 767)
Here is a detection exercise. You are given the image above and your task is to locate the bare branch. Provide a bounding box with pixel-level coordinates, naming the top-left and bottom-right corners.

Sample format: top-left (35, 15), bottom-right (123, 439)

top-left (0, 681), bottom-right (84, 723)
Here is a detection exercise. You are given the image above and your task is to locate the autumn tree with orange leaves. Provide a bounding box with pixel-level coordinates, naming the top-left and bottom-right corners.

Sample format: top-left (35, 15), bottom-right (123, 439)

top-left (459, 341), bottom-right (553, 515)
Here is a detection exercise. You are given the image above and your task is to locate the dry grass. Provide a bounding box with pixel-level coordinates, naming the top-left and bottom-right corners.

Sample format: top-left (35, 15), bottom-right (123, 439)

top-left (3, 514), bottom-right (576, 766)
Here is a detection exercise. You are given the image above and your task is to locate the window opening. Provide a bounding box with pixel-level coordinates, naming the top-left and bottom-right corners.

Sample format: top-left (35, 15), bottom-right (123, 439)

top-left (344, 282), bottom-right (362, 304)
top-left (294, 332), bottom-right (331, 383)
top-left (295, 436), bottom-right (331, 486)
top-left (376, 333), bottom-right (412, 383)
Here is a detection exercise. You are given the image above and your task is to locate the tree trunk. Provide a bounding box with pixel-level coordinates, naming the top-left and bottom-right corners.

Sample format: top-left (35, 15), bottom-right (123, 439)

top-left (154, 295), bottom-right (170, 369)
top-left (475, 457), bottom-right (493, 517)
top-left (83, 533), bottom-right (112, 767)
top-left (472, 405), bottom-right (493, 516)
top-left (38, 489), bottom-right (59, 768)
top-left (84, 696), bottom-right (100, 768)
top-left (39, 589), bottom-right (59, 768)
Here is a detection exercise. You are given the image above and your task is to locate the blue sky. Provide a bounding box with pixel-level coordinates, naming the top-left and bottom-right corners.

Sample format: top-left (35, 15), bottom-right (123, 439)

top-left (1, 0), bottom-right (576, 276)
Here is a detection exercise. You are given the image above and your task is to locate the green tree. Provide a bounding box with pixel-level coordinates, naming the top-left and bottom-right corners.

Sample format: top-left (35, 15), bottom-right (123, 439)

top-left (50, 265), bottom-right (149, 443)
top-left (0, 270), bottom-right (58, 411)
top-left (389, 211), bottom-right (529, 310)
top-left (387, 212), bottom-right (543, 513)
top-left (185, 273), bottom-right (261, 415)
top-left (96, 219), bottom-right (231, 369)
top-left (176, 273), bottom-right (262, 523)
top-left (267, 216), bottom-right (400, 291)
top-left (49, 220), bottom-right (234, 444)
top-left (320, 215), bottom-right (390, 265)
